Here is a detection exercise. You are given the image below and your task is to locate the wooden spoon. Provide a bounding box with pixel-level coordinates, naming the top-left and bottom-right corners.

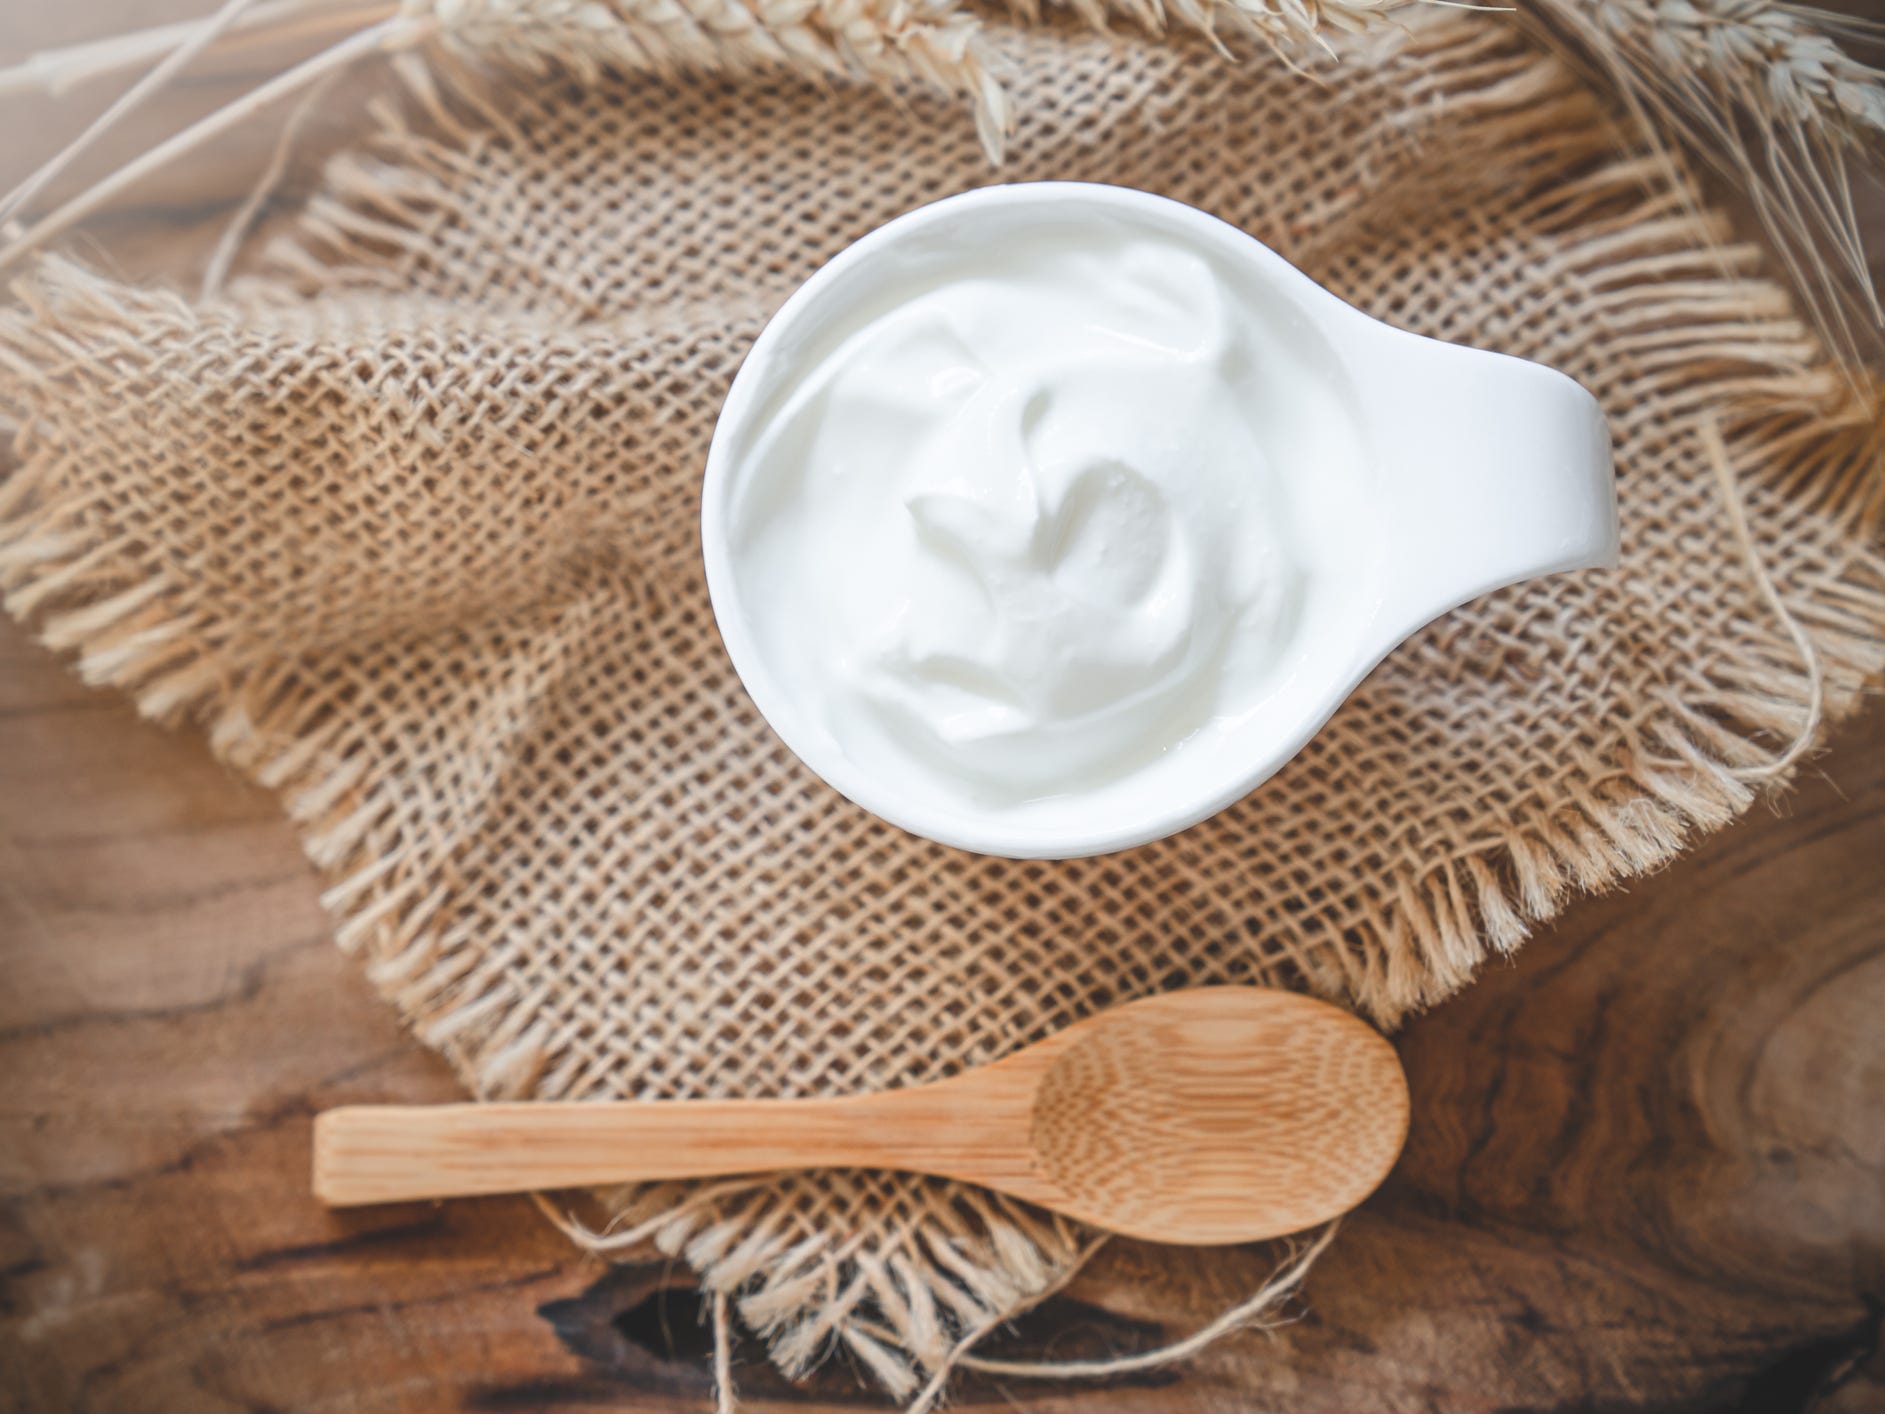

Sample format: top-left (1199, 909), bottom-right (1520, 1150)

top-left (313, 987), bottom-right (1408, 1244)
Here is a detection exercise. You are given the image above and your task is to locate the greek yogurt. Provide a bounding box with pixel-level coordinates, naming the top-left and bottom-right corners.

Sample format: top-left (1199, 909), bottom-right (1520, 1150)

top-left (714, 205), bottom-right (1375, 825)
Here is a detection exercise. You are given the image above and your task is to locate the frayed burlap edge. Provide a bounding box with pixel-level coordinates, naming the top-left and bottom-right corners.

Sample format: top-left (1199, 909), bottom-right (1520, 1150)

top-left (2, 15), bottom-right (1884, 1408)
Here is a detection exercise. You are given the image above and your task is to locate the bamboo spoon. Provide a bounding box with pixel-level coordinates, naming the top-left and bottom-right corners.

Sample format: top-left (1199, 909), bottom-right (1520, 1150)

top-left (314, 987), bottom-right (1408, 1244)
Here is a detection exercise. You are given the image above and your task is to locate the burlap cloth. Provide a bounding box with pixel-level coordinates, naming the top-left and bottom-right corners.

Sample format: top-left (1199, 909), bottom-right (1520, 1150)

top-left (3, 6), bottom-right (1883, 1400)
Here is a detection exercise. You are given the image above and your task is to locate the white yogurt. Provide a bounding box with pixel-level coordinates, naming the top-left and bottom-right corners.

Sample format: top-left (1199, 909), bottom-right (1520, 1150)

top-left (719, 211), bottom-right (1375, 822)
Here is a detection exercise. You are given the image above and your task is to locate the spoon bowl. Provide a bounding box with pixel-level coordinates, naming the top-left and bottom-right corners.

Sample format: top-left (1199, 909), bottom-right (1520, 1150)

top-left (315, 987), bottom-right (1409, 1244)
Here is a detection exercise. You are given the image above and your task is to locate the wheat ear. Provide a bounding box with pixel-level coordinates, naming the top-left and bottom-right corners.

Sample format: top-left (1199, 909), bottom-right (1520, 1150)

top-left (1004, 0), bottom-right (1403, 54)
top-left (426, 0), bottom-right (1005, 153)
top-left (1519, 0), bottom-right (1885, 368)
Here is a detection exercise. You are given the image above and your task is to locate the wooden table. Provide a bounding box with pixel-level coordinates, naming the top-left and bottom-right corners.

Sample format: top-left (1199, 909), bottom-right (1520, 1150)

top-left (3, 7), bottom-right (1883, 1411)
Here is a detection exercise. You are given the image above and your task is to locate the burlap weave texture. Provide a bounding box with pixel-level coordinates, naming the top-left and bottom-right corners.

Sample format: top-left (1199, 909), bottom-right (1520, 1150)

top-left (3, 9), bottom-right (1882, 1395)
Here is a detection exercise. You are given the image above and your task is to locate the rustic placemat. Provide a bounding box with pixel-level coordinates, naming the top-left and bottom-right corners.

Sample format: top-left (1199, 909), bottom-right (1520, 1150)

top-left (2, 8), bottom-right (1882, 1405)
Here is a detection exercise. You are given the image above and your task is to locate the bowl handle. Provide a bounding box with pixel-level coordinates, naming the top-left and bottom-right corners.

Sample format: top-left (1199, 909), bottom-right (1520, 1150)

top-left (1353, 331), bottom-right (1618, 662)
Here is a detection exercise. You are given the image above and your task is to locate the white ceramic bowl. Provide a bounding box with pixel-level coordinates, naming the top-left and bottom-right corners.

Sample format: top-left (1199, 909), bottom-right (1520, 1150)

top-left (701, 183), bottom-right (1616, 859)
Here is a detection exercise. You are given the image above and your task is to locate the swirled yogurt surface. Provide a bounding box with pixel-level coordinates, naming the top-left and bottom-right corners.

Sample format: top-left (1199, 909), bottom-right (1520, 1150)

top-left (716, 206), bottom-right (1375, 832)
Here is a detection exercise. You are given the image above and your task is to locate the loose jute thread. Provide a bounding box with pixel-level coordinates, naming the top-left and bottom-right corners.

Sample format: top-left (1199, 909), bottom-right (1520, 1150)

top-left (906, 1223), bottom-right (1336, 1414)
top-left (1701, 414), bottom-right (1829, 784)
top-left (713, 1289), bottom-right (738, 1414)
top-left (199, 66), bottom-right (348, 300)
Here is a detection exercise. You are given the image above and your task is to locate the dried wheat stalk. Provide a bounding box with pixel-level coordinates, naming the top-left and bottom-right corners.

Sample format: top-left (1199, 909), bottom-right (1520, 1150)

top-left (1519, 0), bottom-right (1885, 366)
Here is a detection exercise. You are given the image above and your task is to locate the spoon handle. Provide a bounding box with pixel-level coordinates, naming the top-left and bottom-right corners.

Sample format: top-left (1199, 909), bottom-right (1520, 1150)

top-left (313, 1097), bottom-right (917, 1205)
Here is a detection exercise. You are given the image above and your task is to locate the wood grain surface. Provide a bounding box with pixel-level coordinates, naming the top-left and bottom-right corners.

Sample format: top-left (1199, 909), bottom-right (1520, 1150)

top-left (2, 5), bottom-right (1883, 1411)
